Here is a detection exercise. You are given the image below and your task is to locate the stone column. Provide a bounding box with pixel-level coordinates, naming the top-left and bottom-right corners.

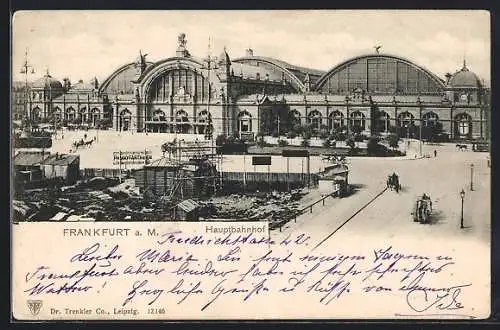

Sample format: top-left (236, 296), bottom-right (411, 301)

top-left (192, 71), bottom-right (197, 102)
top-left (113, 102), bottom-right (119, 131)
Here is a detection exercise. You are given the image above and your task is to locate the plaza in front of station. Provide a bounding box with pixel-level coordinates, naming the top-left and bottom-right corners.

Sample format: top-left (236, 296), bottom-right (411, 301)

top-left (49, 128), bottom-right (490, 247)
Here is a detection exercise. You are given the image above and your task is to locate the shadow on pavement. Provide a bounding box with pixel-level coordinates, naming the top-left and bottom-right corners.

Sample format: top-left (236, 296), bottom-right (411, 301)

top-left (429, 209), bottom-right (445, 225)
top-left (345, 183), bottom-right (366, 197)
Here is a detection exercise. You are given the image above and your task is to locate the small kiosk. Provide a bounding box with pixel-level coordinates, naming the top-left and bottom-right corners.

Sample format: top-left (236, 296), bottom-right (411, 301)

top-left (318, 164), bottom-right (349, 198)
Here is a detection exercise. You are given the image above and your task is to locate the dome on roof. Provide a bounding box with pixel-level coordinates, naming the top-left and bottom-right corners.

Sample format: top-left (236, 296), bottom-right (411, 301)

top-left (448, 61), bottom-right (482, 88)
top-left (32, 71), bottom-right (63, 89)
top-left (71, 80), bottom-right (95, 91)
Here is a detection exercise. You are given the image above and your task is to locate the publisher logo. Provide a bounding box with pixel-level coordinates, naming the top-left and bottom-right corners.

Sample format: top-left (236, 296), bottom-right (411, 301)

top-left (27, 300), bottom-right (43, 316)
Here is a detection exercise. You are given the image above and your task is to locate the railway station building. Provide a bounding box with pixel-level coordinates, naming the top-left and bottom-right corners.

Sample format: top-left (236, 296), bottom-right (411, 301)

top-left (26, 33), bottom-right (490, 141)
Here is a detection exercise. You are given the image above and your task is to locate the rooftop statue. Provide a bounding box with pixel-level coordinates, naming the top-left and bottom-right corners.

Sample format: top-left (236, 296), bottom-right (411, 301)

top-left (178, 33), bottom-right (187, 48)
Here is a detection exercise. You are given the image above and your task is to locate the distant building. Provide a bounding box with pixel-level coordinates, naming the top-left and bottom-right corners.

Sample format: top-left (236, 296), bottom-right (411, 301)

top-left (12, 81), bottom-right (31, 121)
top-left (25, 33), bottom-right (490, 140)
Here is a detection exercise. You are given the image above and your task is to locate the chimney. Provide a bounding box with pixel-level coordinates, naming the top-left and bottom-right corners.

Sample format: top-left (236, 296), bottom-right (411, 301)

top-left (63, 77), bottom-right (71, 91)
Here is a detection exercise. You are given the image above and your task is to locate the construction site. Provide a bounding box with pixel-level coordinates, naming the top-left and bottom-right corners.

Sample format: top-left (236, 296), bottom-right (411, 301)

top-left (13, 138), bottom-right (329, 227)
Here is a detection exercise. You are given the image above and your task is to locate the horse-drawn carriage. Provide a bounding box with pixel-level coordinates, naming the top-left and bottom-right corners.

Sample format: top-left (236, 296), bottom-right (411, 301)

top-left (386, 173), bottom-right (401, 192)
top-left (321, 153), bottom-right (347, 164)
top-left (412, 194), bottom-right (433, 224)
top-left (71, 136), bottom-right (95, 151)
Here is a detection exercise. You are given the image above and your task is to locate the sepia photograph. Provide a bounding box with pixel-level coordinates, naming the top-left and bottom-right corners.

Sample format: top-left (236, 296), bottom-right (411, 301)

top-left (11, 10), bottom-right (491, 320)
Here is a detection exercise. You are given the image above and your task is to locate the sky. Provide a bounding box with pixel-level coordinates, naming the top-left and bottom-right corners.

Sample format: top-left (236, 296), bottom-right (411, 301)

top-left (12, 10), bottom-right (490, 86)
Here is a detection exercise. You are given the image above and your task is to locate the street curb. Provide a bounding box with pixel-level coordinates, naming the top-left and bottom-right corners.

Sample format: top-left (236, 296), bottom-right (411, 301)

top-left (348, 155), bottom-right (426, 161)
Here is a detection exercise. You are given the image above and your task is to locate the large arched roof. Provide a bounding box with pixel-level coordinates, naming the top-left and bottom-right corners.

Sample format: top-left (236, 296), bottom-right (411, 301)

top-left (99, 61), bottom-right (154, 94)
top-left (135, 56), bottom-right (207, 97)
top-left (137, 56), bottom-right (205, 81)
top-left (314, 53), bottom-right (446, 93)
top-left (233, 56), bottom-right (324, 93)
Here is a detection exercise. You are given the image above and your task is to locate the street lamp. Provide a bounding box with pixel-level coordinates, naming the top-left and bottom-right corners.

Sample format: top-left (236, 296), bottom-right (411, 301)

top-left (470, 164), bottom-right (474, 191)
top-left (419, 120), bottom-right (423, 156)
top-left (460, 189), bottom-right (465, 229)
top-left (20, 48), bottom-right (35, 130)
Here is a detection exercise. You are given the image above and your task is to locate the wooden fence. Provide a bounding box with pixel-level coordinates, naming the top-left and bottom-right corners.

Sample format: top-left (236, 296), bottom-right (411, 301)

top-left (221, 171), bottom-right (318, 193)
top-left (268, 189), bottom-right (338, 230)
top-left (80, 168), bottom-right (130, 179)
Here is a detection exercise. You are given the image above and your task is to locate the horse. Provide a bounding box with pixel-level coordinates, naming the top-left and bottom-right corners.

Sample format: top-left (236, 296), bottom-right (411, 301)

top-left (84, 139), bottom-right (94, 148)
top-left (72, 139), bottom-right (85, 150)
top-left (414, 194), bottom-right (433, 223)
top-left (336, 155), bottom-right (347, 163)
top-left (456, 144), bottom-right (468, 151)
top-left (320, 154), bottom-right (335, 162)
top-left (387, 173), bottom-right (400, 193)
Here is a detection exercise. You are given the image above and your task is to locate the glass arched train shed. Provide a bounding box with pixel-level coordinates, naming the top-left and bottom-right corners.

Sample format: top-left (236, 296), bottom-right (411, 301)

top-left (32, 35), bottom-right (489, 141)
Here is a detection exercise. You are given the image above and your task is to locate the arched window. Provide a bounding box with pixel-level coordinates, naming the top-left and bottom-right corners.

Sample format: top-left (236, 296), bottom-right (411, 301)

top-left (152, 109), bottom-right (166, 122)
top-left (376, 111), bottom-right (390, 133)
top-left (328, 111), bottom-right (344, 131)
top-left (397, 112), bottom-right (414, 128)
top-left (197, 110), bottom-right (211, 135)
top-left (119, 109), bottom-right (132, 131)
top-left (53, 107), bottom-right (62, 121)
top-left (397, 112), bottom-right (415, 138)
top-left (349, 111), bottom-right (366, 131)
top-left (79, 107), bottom-right (87, 124)
top-left (175, 109), bottom-right (189, 122)
top-left (175, 109), bottom-right (190, 133)
top-left (66, 107), bottom-right (76, 122)
top-left (289, 110), bottom-right (302, 127)
top-left (31, 106), bottom-right (41, 122)
top-left (238, 111), bottom-right (252, 132)
top-left (307, 110), bottom-right (322, 131)
top-left (455, 113), bottom-right (472, 137)
top-left (197, 110), bottom-right (209, 123)
top-left (91, 108), bottom-right (100, 127)
top-left (422, 112), bottom-right (439, 127)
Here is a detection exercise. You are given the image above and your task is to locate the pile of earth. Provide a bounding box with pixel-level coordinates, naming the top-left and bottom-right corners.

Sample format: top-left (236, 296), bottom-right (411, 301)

top-left (200, 189), bottom-right (307, 222)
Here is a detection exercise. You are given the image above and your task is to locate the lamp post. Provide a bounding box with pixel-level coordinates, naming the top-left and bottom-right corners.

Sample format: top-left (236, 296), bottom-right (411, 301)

top-left (419, 120), bottom-right (423, 156)
top-left (460, 189), bottom-right (465, 229)
top-left (470, 164), bottom-right (474, 191)
top-left (20, 48), bottom-right (35, 130)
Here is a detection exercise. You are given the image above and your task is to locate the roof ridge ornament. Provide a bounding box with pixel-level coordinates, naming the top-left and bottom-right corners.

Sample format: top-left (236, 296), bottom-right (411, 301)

top-left (462, 58), bottom-right (469, 71)
top-left (176, 33), bottom-right (190, 57)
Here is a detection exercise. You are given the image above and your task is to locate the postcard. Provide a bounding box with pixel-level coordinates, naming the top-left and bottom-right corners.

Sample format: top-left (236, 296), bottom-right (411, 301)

top-left (11, 10), bottom-right (491, 320)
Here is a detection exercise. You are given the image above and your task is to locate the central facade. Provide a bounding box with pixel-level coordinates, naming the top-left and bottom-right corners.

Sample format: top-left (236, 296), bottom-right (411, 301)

top-left (27, 34), bottom-right (490, 140)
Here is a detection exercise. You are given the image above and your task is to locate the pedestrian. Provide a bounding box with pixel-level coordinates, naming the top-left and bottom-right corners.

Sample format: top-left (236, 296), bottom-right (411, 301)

top-left (434, 150), bottom-right (437, 157)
